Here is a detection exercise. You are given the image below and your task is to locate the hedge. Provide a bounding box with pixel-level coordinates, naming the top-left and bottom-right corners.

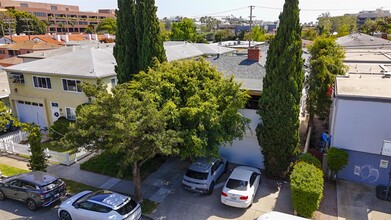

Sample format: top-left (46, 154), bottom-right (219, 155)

top-left (48, 117), bottom-right (72, 141)
top-left (290, 162), bottom-right (324, 218)
top-left (298, 153), bottom-right (321, 169)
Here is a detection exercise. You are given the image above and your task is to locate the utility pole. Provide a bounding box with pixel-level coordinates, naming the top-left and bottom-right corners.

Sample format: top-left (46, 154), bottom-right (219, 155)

top-left (248, 5), bottom-right (255, 48)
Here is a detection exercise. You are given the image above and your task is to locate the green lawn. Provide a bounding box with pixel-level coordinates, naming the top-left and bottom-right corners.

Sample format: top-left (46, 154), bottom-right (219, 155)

top-left (0, 163), bottom-right (29, 176)
top-left (80, 151), bottom-right (166, 181)
top-left (62, 179), bottom-right (100, 195)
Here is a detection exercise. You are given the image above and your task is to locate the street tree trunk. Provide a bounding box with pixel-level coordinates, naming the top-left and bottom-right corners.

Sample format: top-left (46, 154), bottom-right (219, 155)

top-left (132, 161), bottom-right (143, 203)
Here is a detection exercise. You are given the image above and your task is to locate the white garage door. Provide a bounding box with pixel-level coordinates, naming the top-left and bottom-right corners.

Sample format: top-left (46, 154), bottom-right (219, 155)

top-left (16, 100), bottom-right (47, 128)
top-left (220, 136), bottom-right (265, 169)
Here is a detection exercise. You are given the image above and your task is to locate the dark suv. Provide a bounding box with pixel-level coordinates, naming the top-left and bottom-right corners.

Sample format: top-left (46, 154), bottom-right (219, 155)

top-left (0, 171), bottom-right (66, 211)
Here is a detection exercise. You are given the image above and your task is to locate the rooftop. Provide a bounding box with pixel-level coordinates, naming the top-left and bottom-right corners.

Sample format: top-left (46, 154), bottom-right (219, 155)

top-left (4, 46), bottom-right (116, 79)
top-left (0, 40), bottom-right (61, 50)
top-left (335, 74), bottom-right (391, 100)
top-left (206, 55), bottom-right (266, 93)
top-left (336, 33), bottom-right (391, 49)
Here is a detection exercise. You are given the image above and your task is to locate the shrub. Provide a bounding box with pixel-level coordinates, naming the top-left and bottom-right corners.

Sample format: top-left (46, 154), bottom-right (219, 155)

top-left (48, 117), bottom-right (72, 141)
top-left (327, 147), bottom-right (348, 178)
top-left (290, 162), bottom-right (324, 218)
top-left (298, 153), bottom-right (321, 169)
top-left (80, 151), bottom-right (167, 180)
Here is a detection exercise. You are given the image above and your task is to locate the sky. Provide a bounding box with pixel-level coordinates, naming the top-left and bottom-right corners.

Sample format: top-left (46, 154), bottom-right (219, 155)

top-left (24, 0), bottom-right (391, 23)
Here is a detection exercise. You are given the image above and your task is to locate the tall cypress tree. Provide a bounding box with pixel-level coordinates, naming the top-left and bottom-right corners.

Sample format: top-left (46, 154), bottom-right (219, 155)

top-left (256, 0), bottom-right (304, 179)
top-left (114, 0), bottom-right (166, 83)
top-left (114, 0), bottom-right (136, 83)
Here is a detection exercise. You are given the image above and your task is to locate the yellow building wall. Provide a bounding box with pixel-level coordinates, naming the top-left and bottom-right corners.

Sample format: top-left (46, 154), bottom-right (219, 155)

top-left (8, 72), bottom-right (116, 127)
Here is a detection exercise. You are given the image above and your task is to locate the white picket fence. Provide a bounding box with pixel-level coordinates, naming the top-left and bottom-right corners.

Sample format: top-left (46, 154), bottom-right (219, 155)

top-left (0, 131), bottom-right (91, 166)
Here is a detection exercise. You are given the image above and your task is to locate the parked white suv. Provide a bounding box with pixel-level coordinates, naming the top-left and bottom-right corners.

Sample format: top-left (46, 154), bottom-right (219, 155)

top-left (182, 157), bottom-right (228, 195)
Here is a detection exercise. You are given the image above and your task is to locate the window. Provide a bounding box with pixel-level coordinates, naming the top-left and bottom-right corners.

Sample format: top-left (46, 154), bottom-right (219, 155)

top-left (66, 107), bottom-right (76, 120)
top-left (33, 12), bottom-right (47, 17)
top-left (20, 3), bottom-right (28, 7)
top-left (33, 76), bottom-right (52, 89)
top-left (78, 201), bottom-right (94, 210)
top-left (0, 50), bottom-right (5, 54)
top-left (62, 79), bottom-right (82, 92)
top-left (51, 5), bottom-right (57, 10)
top-left (111, 77), bottom-right (117, 88)
top-left (9, 72), bottom-right (25, 84)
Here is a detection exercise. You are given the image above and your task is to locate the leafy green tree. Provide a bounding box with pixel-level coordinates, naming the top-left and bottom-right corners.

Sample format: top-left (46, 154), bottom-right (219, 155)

top-left (63, 59), bottom-right (249, 202)
top-left (302, 27), bottom-right (319, 40)
top-left (170, 18), bottom-right (197, 42)
top-left (199, 16), bottom-right (221, 32)
top-left (8, 9), bottom-right (46, 35)
top-left (214, 29), bottom-right (235, 42)
top-left (256, 0), bottom-right (304, 179)
top-left (361, 18), bottom-right (377, 34)
top-left (25, 124), bottom-right (49, 171)
top-left (306, 37), bottom-right (347, 125)
top-left (317, 14), bottom-right (356, 36)
top-left (245, 26), bottom-right (266, 41)
top-left (114, 0), bottom-right (166, 83)
top-left (0, 101), bottom-right (15, 132)
top-left (97, 17), bottom-right (117, 34)
top-left (327, 147), bottom-right (348, 179)
top-left (84, 24), bottom-right (96, 34)
top-left (159, 21), bottom-right (170, 41)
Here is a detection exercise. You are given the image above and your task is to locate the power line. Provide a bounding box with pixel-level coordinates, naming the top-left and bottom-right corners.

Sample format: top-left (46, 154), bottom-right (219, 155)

top-left (255, 5), bottom-right (391, 12)
top-left (190, 5), bottom-right (391, 19)
top-left (190, 7), bottom-right (248, 18)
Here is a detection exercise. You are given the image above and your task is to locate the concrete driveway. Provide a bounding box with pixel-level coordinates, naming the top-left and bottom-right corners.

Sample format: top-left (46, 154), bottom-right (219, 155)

top-left (149, 160), bottom-right (293, 220)
top-left (337, 180), bottom-right (391, 220)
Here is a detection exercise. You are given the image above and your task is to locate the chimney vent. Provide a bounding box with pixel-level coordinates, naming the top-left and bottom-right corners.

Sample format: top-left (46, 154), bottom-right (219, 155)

top-left (248, 47), bottom-right (261, 62)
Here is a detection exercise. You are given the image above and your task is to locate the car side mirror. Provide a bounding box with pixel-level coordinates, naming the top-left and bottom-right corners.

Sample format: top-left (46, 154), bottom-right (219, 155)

top-left (73, 204), bottom-right (79, 209)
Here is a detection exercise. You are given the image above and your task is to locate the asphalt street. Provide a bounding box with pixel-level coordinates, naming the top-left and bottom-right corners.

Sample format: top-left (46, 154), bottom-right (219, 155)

top-left (0, 198), bottom-right (59, 220)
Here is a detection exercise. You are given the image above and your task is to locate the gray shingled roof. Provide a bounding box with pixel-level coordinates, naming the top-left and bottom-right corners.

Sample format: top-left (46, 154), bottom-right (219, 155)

top-left (207, 55), bottom-right (266, 92)
top-left (336, 33), bottom-right (391, 49)
top-left (5, 46), bottom-right (116, 79)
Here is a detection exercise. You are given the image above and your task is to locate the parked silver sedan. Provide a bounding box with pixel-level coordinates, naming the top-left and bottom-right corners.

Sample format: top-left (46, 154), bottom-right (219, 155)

top-left (58, 190), bottom-right (141, 220)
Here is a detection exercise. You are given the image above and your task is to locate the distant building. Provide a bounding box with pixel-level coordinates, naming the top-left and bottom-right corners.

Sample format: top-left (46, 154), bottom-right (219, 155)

top-left (0, 0), bottom-right (115, 33)
top-left (345, 8), bottom-right (391, 28)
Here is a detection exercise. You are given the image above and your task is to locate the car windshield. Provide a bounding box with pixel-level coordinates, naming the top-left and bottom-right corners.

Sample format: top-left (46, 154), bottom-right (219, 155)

top-left (185, 169), bottom-right (208, 180)
top-left (226, 179), bottom-right (248, 191)
top-left (115, 198), bottom-right (138, 215)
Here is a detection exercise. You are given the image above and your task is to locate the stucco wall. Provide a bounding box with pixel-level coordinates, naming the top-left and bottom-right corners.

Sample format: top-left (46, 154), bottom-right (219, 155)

top-left (220, 109), bottom-right (264, 169)
top-left (331, 98), bottom-right (391, 154)
top-left (8, 72), bottom-right (115, 126)
top-left (338, 149), bottom-right (391, 186)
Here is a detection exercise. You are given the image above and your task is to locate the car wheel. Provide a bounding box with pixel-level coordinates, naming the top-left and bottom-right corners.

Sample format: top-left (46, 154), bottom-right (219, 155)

top-left (0, 190), bottom-right (6, 200)
top-left (27, 199), bottom-right (37, 211)
top-left (224, 162), bottom-right (229, 173)
top-left (59, 210), bottom-right (72, 220)
top-left (208, 182), bottom-right (215, 195)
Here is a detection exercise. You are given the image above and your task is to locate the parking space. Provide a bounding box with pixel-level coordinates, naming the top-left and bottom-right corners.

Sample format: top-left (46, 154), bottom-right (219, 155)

top-left (150, 162), bottom-right (293, 220)
top-left (0, 198), bottom-right (59, 220)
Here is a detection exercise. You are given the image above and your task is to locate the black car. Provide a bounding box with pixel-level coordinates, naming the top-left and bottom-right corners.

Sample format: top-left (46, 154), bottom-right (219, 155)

top-left (0, 171), bottom-right (66, 211)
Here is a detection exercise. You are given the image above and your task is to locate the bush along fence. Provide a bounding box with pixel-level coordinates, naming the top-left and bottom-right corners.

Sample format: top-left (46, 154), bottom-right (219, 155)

top-left (290, 161), bottom-right (324, 218)
top-left (0, 131), bottom-right (90, 166)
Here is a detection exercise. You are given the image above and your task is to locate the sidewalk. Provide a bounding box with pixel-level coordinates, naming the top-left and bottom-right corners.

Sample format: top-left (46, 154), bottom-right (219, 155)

top-left (0, 152), bottom-right (179, 203)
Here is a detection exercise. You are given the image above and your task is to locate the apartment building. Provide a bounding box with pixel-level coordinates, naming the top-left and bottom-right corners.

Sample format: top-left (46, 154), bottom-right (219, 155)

top-left (0, 0), bottom-right (115, 33)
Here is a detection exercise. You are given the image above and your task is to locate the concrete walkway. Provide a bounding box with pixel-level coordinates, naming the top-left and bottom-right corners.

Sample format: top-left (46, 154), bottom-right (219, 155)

top-left (337, 180), bottom-right (391, 220)
top-left (0, 152), bottom-right (177, 203)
